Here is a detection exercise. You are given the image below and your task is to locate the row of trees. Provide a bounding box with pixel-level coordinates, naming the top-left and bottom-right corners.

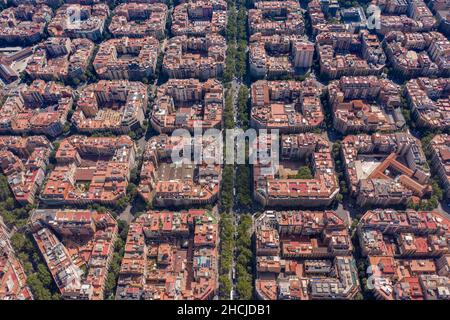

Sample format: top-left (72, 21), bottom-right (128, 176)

top-left (351, 227), bottom-right (372, 300)
top-left (400, 95), bottom-right (414, 130)
top-left (223, 1), bottom-right (247, 82)
top-left (237, 85), bottom-right (249, 130)
top-left (223, 89), bottom-right (235, 130)
top-left (219, 1), bottom-right (252, 297)
top-left (322, 88), bottom-right (349, 203)
top-left (332, 141), bottom-right (347, 203)
top-left (235, 215), bottom-right (253, 299)
top-left (221, 165), bottom-right (234, 213)
top-left (103, 220), bottom-right (129, 299)
top-left (223, 5), bottom-right (237, 83)
top-left (221, 87), bottom-right (236, 213)
top-left (10, 232), bottom-right (60, 300)
top-left (235, 6), bottom-right (247, 80)
top-left (236, 165), bottom-right (252, 209)
top-left (0, 175), bottom-right (35, 229)
top-left (112, 153), bottom-right (143, 213)
top-left (406, 133), bottom-right (444, 211)
top-left (218, 214), bottom-right (234, 298)
top-left (235, 85), bottom-right (253, 209)
top-left (320, 91), bottom-right (337, 135)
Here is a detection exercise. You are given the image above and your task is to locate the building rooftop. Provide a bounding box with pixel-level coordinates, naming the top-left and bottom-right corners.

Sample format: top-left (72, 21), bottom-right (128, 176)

top-left (375, 0), bottom-right (436, 34)
top-left (151, 78), bottom-right (223, 133)
top-left (41, 135), bottom-right (136, 205)
top-left (30, 209), bottom-right (118, 300)
top-left (429, 134), bottom-right (450, 198)
top-left (328, 76), bottom-right (405, 134)
top-left (138, 134), bottom-right (221, 207)
top-left (108, 3), bottom-right (168, 40)
top-left (26, 37), bottom-right (94, 81)
top-left (0, 4), bottom-right (52, 44)
top-left (0, 135), bottom-right (52, 205)
top-left (405, 77), bottom-right (450, 129)
top-left (0, 220), bottom-right (33, 300)
top-left (254, 210), bottom-right (359, 300)
top-left (93, 37), bottom-right (159, 81)
top-left (383, 31), bottom-right (449, 78)
top-left (248, 1), bottom-right (304, 36)
top-left (163, 34), bottom-right (226, 81)
top-left (48, 3), bottom-right (109, 41)
top-left (358, 209), bottom-right (450, 300)
top-left (316, 29), bottom-right (386, 79)
top-left (115, 209), bottom-right (218, 300)
top-left (342, 133), bottom-right (432, 206)
top-left (73, 80), bottom-right (148, 133)
top-left (0, 80), bottom-right (73, 137)
top-left (249, 34), bottom-right (314, 78)
top-left (171, 0), bottom-right (227, 37)
top-left (250, 79), bottom-right (324, 132)
top-left (254, 133), bottom-right (339, 207)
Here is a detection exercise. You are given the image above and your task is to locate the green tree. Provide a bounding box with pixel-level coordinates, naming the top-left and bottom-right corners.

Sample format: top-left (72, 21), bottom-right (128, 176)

top-left (27, 274), bottom-right (52, 300)
top-left (236, 279), bottom-right (252, 300)
top-left (221, 165), bottom-right (234, 213)
top-left (288, 166), bottom-right (313, 179)
top-left (219, 275), bottom-right (232, 298)
top-left (10, 233), bottom-right (26, 252)
top-left (37, 264), bottom-right (53, 287)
